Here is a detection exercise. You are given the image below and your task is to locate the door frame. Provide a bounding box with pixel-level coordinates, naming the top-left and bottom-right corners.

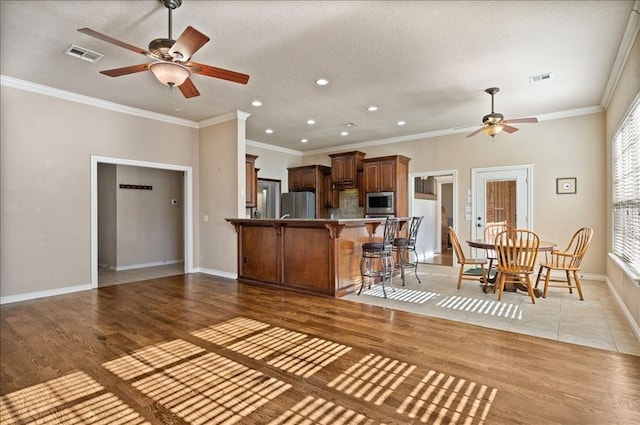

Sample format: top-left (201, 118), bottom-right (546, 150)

top-left (471, 164), bottom-right (533, 241)
top-left (409, 169), bottom-right (458, 261)
top-left (90, 155), bottom-right (194, 288)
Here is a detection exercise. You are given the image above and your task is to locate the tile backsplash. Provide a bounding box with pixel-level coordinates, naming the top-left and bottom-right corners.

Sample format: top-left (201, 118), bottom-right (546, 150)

top-left (328, 189), bottom-right (364, 218)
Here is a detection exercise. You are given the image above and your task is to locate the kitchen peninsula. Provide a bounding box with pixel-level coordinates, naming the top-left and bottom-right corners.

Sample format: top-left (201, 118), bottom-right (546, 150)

top-left (226, 218), bottom-right (408, 297)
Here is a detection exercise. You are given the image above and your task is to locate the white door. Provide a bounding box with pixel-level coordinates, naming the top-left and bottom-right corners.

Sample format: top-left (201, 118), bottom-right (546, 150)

top-left (472, 165), bottom-right (532, 240)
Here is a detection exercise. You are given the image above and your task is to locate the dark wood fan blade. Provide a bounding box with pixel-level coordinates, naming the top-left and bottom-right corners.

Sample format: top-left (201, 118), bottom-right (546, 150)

top-left (178, 77), bottom-right (200, 98)
top-left (504, 117), bottom-right (538, 124)
top-left (466, 127), bottom-right (485, 138)
top-left (169, 26), bottom-right (210, 62)
top-left (100, 63), bottom-right (149, 77)
top-left (502, 124), bottom-right (520, 134)
top-left (187, 61), bottom-right (250, 84)
top-left (78, 28), bottom-right (150, 57)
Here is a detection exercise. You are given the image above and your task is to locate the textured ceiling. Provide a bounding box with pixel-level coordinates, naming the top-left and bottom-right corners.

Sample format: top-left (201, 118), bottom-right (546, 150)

top-left (0, 1), bottom-right (635, 152)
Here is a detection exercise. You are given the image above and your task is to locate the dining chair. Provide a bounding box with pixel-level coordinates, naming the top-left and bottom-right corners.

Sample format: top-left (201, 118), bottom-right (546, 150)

top-left (449, 226), bottom-right (487, 289)
top-left (535, 227), bottom-right (593, 300)
top-left (484, 222), bottom-right (514, 278)
top-left (494, 229), bottom-right (540, 303)
top-left (393, 216), bottom-right (424, 285)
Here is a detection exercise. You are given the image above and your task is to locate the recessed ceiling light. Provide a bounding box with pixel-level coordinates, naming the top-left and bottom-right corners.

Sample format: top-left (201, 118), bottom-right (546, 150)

top-left (345, 122), bottom-right (360, 127)
top-left (396, 121), bottom-right (406, 126)
top-left (307, 119), bottom-right (316, 125)
top-left (265, 129), bottom-right (274, 134)
top-left (251, 100), bottom-right (262, 107)
top-left (367, 106), bottom-right (378, 112)
top-left (315, 78), bottom-right (329, 86)
top-left (301, 139), bottom-right (308, 143)
top-left (341, 131), bottom-right (349, 136)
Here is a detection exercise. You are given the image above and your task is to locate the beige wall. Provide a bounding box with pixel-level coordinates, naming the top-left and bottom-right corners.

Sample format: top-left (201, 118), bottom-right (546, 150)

top-left (0, 86), bottom-right (199, 298)
top-left (304, 112), bottom-right (607, 275)
top-left (198, 119), bottom-right (243, 275)
top-left (114, 165), bottom-right (184, 269)
top-left (97, 163), bottom-right (117, 266)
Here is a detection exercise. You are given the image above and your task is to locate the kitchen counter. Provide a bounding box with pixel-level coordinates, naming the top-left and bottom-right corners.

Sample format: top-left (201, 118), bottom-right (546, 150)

top-left (226, 217), bottom-right (409, 297)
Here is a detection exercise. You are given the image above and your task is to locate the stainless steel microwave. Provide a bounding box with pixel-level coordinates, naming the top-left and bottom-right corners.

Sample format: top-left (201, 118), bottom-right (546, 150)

top-left (366, 192), bottom-right (394, 214)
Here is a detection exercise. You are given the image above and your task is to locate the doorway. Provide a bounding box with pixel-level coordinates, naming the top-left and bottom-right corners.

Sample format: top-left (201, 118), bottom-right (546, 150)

top-left (409, 170), bottom-right (457, 266)
top-left (90, 156), bottom-right (194, 288)
top-left (471, 164), bottom-right (532, 241)
top-left (256, 178), bottom-right (281, 218)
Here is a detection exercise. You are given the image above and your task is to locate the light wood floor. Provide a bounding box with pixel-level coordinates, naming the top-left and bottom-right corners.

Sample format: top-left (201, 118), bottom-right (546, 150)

top-left (1, 273), bottom-right (639, 424)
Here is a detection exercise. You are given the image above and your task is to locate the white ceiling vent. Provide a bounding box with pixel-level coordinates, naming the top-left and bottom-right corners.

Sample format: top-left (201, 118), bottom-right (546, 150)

top-left (529, 72), bottom-right (553, 84)
top-left (65, 44), bottom-right (103, 63)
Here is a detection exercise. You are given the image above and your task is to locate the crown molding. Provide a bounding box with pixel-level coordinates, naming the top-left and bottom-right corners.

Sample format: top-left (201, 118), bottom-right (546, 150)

top-left (246, 139), bottom-right (303, 156)
top-left (0, 75), bottom-right (199, 128)
top-left (601, 0), bottom-right (640, 108)
top-left (199, 111), bottom-right (251, 128)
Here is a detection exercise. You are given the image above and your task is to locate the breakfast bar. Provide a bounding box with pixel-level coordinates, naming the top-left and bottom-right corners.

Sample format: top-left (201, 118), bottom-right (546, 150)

top-left (226, 218), bottom-right (408, 297)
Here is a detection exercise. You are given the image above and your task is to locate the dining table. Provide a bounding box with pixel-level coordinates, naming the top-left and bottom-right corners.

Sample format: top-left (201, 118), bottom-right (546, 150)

top-left (466, 238), bottom-right (557, 297)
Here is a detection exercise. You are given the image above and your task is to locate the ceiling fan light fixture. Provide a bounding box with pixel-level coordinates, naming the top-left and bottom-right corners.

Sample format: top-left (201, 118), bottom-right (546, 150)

top-left (149, 61), bottom-right (190, 87)
top-left (483, 124), bottom-right (504, 137)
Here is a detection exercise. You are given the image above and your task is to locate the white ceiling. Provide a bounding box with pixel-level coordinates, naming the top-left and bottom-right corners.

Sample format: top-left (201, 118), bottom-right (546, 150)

top-left (1, 1), bottom-right (636, 152)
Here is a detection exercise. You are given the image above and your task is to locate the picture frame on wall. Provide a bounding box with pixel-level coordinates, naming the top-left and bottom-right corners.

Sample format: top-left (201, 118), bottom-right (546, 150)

top-left (556, 177), bottom-right (577, 194)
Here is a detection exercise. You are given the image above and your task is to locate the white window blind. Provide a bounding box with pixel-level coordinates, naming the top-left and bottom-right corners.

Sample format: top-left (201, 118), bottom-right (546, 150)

top-left (612, 95), bottom-right (640, 274)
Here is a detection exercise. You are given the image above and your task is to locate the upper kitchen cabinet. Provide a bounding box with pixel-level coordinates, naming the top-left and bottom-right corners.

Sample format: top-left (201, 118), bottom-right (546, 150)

top-left (288, 165), bottom-right (329, 192)
top-left (363, 155), bottom-right (410, 193)
top-left (246, 154), bottom-right (259, 208)
top-left (329, 151), bottom-right (365, 188)
top-left (323, 169), bottom-right (339, 208)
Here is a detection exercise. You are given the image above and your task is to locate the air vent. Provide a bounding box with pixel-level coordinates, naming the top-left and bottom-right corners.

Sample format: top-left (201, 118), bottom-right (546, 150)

top-left (529, 72), bottom-right (553, 84)
top-left (65, 44), bottom-right (103, 63)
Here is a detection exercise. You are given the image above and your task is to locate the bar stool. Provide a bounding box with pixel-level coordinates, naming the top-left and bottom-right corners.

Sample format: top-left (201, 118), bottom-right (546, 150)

top-left (358, 217), bottom-right (399, 298)
top-left (393, 216), bottom-right (423, 285)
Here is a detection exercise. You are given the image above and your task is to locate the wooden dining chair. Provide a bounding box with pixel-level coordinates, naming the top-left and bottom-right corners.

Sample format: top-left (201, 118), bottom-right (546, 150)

top-left (449, 226), bottom-right (487, 289)
top-left (494, 229), bottom-right (540, 303)
top-left (535, 227), bottom-right (593, 300)
top-left (484, 222), bottom-right (514, 277)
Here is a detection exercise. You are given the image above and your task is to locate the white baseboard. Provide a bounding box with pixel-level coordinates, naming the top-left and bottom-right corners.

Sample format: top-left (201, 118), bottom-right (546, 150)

top-left (196, 267), bottom-right (237, 280)
top-left (114, 260), bottom-right (183, 271)
top-left (1, 284), bottom-right (93, 305)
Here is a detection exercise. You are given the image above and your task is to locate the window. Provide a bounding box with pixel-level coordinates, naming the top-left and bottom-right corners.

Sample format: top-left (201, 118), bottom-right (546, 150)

top-left (612, 94), bottom-right (640, 274)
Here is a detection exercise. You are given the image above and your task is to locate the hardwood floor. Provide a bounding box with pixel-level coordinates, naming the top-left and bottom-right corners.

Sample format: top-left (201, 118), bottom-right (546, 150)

top-left (422, 249), bottom-right (453, 266)
top-left (1, 273), bottom-right (639, 424)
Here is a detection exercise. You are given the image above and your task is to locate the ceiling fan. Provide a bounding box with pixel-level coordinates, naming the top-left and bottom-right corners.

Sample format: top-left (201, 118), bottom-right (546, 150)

top-left (466, 87), bottom-right (538, 138)
top-left (78, 0), bottom-right (249, 99)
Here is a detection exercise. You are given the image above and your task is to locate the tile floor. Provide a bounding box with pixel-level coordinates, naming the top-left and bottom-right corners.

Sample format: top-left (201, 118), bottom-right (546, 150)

top-left (342, 264), bottom-right (640, 356)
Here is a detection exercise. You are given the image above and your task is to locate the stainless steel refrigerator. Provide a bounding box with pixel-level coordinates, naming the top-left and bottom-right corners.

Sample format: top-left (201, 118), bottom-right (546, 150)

top-left (281, 192), bottom-right (315, 218)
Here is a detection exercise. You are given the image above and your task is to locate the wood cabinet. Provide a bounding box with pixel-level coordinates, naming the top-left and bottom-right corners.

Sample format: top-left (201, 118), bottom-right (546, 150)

top-left (226, 218), bottom-right (393, 297)
top-left (245, 154), bottom-right (258, 207)
top-left (362, 155), bottom-right (410, 217)
top-left (329, 151), bottom-right (365, 187)
top-left (288, 166), bottom-right (316, 191)
top-left (287, 165), bottom-right (331, 217)
top-left (323, 170), bottom-right (339, 208)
